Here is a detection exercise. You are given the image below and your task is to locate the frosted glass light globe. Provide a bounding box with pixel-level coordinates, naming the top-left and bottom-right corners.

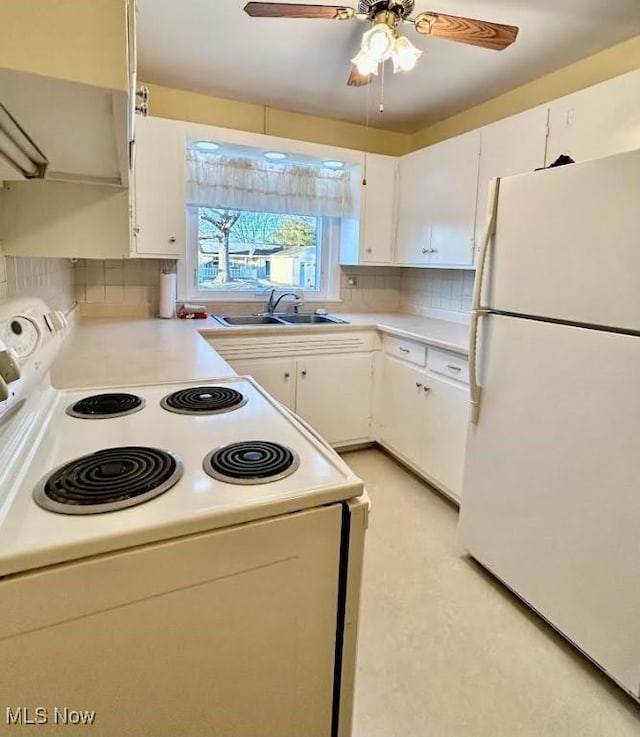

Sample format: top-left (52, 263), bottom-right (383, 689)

top-left (391, 35), bottom-right (423, 73)
top-left (361, 23), bottom-right (394, 62)
top-left (351, 49), bottom-right (379, 76)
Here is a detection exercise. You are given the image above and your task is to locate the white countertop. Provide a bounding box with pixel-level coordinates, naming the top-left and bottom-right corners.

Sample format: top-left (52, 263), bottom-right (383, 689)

top-left (52, 312), bottom-right (469, 389)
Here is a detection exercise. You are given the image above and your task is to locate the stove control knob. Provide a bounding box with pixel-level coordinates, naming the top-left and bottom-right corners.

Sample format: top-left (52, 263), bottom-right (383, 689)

top-left (45, 311), bottom-right (67, 332)
top-left (0, 338), bottom-right (21, 391)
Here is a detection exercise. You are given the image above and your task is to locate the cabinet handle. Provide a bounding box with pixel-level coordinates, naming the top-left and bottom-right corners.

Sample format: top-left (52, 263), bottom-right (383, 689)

top-left (301, 370), bottom-right (307, 377)
top-left (133, 225), bottom-right (140, 235)
top-left (423, 386), bottom-right (431, 393)
top-left (399, 346), bottom-right (410, 354)
top-left (415, 382), bottom-right (422, 388)
top-left (429, 248), bottom-right (439, 254)
top-left (366, 248), bottom-right (372, 254)
top-left (168, 236), bottom-right (176, 244)
top-left (284, 372), bottom-right (290, 379)
top-left (421, 248), bottom-right (428, 254)
top-left (447, 364), bottom-right (462, 372)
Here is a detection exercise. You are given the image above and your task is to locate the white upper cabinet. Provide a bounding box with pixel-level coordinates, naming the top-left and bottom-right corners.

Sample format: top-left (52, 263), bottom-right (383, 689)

top-left (132, 116), bottom-right (186, 259)
top-left (475, 106), bottom-right (549, 257)
top-left (546, 69), bottom-right (640, 165)
top-left (395, 130), bottom-right (480, 268)
top-left (395, 147), bottom-right (431, 266)
top-left (360, 153), bottom-right (396, 265)
top-left (340, 152), bottom-right (396, 266)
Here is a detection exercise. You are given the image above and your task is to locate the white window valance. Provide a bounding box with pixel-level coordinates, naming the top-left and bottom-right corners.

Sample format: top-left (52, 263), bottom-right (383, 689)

top-left (186, 150), bottom-right (354, 218)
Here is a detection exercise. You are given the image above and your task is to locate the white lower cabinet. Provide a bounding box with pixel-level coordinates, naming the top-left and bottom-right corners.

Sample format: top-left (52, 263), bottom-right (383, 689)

top-left (378, 351), bottom-right (469, 502)
top-left (376, 356), bottom-right (426, 464)
top-left (296, 353), bottom-right (373, 446)
top-left (230, 357), bottom-right (296, 411)
top-left (213, 330), bottom-right (469, 498)
top-left (212, 332), bottom-right (376, 448)
top-left (420, 374), bottom-right (469, 499)
top-left (231, 353), bottom-right (373, 445)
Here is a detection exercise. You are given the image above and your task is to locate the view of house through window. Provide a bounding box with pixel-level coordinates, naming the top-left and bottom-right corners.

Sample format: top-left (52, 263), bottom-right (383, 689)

top-left (193, 207), bottom-right (321, 292)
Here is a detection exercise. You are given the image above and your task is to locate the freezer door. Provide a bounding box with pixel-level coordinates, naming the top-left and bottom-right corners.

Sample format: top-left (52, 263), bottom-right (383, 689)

top-left (459, 313), bottom-right (640, 698)
top-left (484, 148), bottom-right (640, 332)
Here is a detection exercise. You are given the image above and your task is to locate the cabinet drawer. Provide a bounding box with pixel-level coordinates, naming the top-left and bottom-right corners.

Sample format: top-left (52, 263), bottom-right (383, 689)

top-left (427, 348), bottom-right (469, 384)
top-left (383, 335), bottom-right (426, 366)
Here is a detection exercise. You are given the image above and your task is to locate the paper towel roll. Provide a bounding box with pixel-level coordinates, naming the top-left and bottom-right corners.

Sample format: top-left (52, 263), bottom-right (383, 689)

top-left (158, 272), bottom-right (176, 319)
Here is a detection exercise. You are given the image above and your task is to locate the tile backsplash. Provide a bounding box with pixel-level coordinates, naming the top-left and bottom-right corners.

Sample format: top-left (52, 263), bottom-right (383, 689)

top-left (1, 252), bottom-right (474, 325)
top-left (0, 255), bottom-right (75, 312)
top-left (74, 258), bottom-right (174, 318)
top-left (400, 268), bottom-right (474, 323)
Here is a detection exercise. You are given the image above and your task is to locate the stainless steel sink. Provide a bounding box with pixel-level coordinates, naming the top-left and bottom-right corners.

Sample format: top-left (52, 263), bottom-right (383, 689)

top-left (213, 313), bottom-right (348, 327)
top-left (277, 314), bottom-right (347, 324)
top-left (214, 315), bottom-right (284, 326)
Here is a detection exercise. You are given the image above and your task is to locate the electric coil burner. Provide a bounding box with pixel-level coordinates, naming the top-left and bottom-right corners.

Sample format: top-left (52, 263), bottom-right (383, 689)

top-left (203, 441), bottom-right (300, 484)
top-left (33, 446), bottom-right (183, 515)
top-left (160, 386), bottom-right (247, 415)
top-left (66, 392), bottom-right (145, 419)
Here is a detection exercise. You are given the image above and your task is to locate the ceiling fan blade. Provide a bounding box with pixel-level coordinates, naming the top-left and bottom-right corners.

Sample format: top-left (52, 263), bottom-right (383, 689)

top-left (413, 12), bottom-right (518, 51)
top-left (347, 64), bottom-right (373, 87)
top-left (243, 2), bottom-right (354, 19)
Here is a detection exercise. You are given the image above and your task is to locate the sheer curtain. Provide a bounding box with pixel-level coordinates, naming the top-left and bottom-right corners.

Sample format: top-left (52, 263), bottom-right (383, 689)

top-left (186, 150), bottom-right (354, 217)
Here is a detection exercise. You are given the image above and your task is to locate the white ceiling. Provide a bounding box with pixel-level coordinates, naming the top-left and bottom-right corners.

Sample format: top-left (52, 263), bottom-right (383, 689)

top-left (138, 1), bottom-right (640, 132)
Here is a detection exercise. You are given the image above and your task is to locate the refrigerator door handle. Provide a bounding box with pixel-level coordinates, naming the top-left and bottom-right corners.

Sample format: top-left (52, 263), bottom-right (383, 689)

top-left (470, 177), bottom-right (500, 425)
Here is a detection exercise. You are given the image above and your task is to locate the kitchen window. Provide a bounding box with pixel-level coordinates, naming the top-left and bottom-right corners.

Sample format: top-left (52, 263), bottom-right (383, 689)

top-left (183, 143), bottom-right (356, 301)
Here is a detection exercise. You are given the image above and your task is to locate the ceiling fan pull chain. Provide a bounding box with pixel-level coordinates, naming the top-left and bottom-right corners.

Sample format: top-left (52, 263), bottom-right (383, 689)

top-left (379, 62), bottom-right (385, 114)
top-left (362, 80), bottom-right (372, 186)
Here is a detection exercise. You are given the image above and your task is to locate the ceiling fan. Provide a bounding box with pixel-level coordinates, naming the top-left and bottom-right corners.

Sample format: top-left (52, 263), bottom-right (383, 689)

top-left (243, 1), bottom-right (519, 87)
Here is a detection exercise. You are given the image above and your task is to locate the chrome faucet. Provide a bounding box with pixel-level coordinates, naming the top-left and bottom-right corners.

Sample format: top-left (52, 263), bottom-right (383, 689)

top-left (265, 289), bottom-right (304, 314)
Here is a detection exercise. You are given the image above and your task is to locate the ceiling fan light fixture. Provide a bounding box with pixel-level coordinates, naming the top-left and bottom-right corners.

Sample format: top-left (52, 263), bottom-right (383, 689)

top-left (351, 49), bottom-right (379, 76)
top-left (361, 22), bottom-right (395, 62)
top-left (391, 35), bottom-right (423, 73)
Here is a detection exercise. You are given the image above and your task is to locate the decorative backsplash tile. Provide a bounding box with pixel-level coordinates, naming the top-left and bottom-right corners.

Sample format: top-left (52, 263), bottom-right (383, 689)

top-left (74, 258), bottom-right (173, 317)
top-left (400, 268), bottom-right (474, 323)
top-left (0, 255), bottom-right (75, 312)
top-left (0, 251), bottom-right (474, 325)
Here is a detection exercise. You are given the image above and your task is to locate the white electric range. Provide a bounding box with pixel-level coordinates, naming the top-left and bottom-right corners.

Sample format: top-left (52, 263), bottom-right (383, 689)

top-left (0, 297), bottom-right (368, 737)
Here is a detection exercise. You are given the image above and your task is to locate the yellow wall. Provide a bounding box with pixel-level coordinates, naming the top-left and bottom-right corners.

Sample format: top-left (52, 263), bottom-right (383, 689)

top-left (411, 34), bottom-right (640, 150)
top-left (144, 83), bottom-right (410, 156)
top-left (0, 0), bottom-right (128, 91)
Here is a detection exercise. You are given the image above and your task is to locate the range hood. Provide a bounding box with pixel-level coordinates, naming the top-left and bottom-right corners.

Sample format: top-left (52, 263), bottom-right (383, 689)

top-left (0, 68), bottom-right (128, 187)
top-left (0, 103), bottom-right (48, 179)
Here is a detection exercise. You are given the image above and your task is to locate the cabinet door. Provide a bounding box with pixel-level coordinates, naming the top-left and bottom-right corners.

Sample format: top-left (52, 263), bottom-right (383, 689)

top-left (133, 116), bottom-right (186, 258)
top-left (378, 355), bottom-right (426, 465)
top-left (475, 106), bottom-right (549, 255)
top-left (420, 374), bottom-right (469, 501)
top-left (361, 154), bottom-right (396, 264)
top-left (296, 354), bottom-right (373, 445)
top-left (546, 69), bottom-right (640, 165)
top-left (395, 148), bottom-right (431, 266)
top-left (427, 130), bottom-right (481, 267)
top-left (230, 358), bottom-right (296, 410)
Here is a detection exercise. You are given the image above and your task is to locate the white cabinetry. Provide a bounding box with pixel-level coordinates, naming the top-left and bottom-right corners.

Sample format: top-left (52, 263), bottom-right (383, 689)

top-left (395, 130), bottom-right (480, 268)
top-left (377, 338), bottom-right (469, 502)
top-left (229, 357), bottom-right (296, 410)
top-left (132, 115), bottom-right (186, 259)
top-left (475, 107), bottom-right (549, 255)
top-left (211, 332), bottom-right (375, 447)
top-left (546, 69), bottom-right (640, 165)
top-left (360, 153), bottom-right (396, 264)
top-left (340, 153), bottom-right (396, 266)
top-left (296, 353), bottom-right (373, 445)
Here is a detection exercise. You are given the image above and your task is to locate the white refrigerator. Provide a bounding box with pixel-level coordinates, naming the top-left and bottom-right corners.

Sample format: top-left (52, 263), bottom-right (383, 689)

top-left (459, 148), bottom-right (640, 701)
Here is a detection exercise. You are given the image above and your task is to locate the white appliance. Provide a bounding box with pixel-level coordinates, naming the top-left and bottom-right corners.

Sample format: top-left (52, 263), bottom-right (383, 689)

top-left (0, 297), bottom-right (368, 736)
top-left (459, 149), bottom-right (640, 702)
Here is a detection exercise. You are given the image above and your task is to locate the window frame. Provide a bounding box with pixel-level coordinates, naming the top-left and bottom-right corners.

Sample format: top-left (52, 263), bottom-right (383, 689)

top-left (179, 206), bottom-right (342, 303)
